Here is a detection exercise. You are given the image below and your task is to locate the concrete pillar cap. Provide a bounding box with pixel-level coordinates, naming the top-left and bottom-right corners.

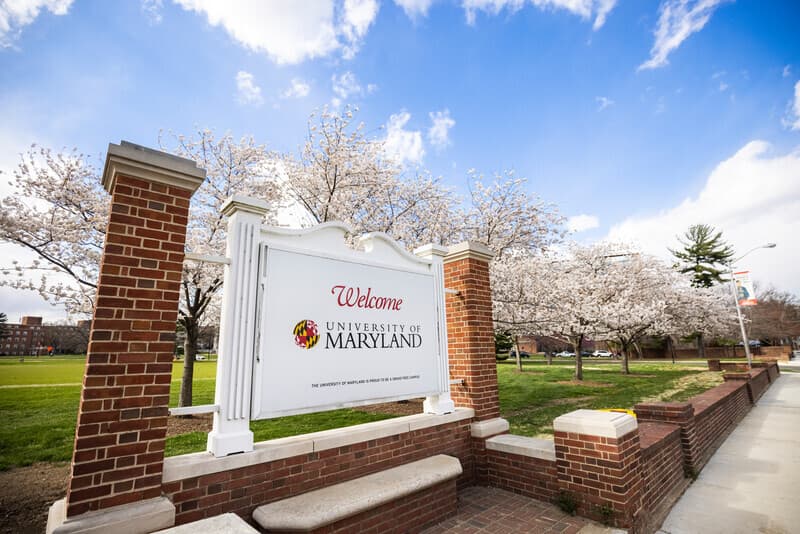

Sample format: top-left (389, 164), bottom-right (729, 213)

top-left (220, 194), bottom-right (270, 217)
top-left (444, 241), bottom-right (494, 263)
top-left (553, 409), bottom-right (638, 439)
top-left (102, 141), bottom-right (206, 194)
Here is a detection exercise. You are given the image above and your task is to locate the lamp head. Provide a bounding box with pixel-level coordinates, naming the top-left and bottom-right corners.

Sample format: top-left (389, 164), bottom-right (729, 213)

top-left (764, 243), bottom-right (777, 249)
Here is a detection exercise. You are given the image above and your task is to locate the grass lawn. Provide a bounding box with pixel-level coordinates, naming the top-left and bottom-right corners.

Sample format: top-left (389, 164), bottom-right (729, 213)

top-left (496, 359), bottom-right (722, 437)
top-left (0, 356), bottom-right (396, 469)
top-left (0, 355), bottom-right (723, 470)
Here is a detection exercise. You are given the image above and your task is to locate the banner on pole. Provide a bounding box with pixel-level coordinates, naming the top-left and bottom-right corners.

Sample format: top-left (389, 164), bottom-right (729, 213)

top-left (733, 271), bottom-right (757, 306)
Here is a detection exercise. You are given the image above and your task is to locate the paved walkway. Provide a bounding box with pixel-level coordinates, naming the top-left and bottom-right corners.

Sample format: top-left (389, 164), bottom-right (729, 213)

top-left (659, 372), bottom-right (800, 534)
top-left (422, 486), bottom-right (617, 534)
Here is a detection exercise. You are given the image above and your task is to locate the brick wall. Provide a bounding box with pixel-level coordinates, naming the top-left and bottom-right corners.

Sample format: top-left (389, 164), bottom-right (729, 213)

top-left (753, 361), bottom-right (780, 381)
top-left (66, 170), bottom-right (201, 517)
top-left (486, 450), bottom-right (558, 503)
top-left (746, 368), bottom-right (770, 402)
top-left (554, 429), bottom-right (643, 528)
top-left (478, 351), bottom-right (780, 533)
top-left (719, 362), bottom-right (750, 372)
top-left (685, 381), bottom-right (750, 472)
top-left (638, 422), bottom-right (688, 533)
top-left (163, 419), bottom-right (473, 526)
top-left (759, 346), bottom-right (791, 361)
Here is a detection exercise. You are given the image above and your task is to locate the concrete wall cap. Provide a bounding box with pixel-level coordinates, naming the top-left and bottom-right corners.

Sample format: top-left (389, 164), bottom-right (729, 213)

top-left (553, 409), bottom-right (638, 439)
top-left (252, 454), bottom-right (461, 531)
top-left (102, 141), bottom-right (206, 194)
top-left (47, 496), bottom-right (175, 534)
top-left (444, 241), bottom-right (494, 264)
top-left (163, 408), bottom-right (474, 483)
top-left (471, 417), bottom-right (509, 438)
top-left (155, 513), bottom-right (258, 533)
top-left (486, 434), bottom-right (556, 461)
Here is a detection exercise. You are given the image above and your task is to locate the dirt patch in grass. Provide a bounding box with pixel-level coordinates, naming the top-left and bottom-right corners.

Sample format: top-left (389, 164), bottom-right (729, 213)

top-left (556, 380), bottom-right (614, 387)
top-left (0, 462), bottom-right (68, 534)
top-left (354, 398), bottom-right (424, 416)
top-left (167, 413), bottom-right (213, 437)
top-left (641, 372), bottom-right (724, 403)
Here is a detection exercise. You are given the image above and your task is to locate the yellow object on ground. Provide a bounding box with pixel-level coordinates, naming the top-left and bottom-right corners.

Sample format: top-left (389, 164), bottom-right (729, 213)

top-left (598, 408), bottom-right (637, 418)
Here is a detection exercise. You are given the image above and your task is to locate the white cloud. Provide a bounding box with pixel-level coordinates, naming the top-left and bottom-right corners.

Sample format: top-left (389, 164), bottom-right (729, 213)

top-left (718, 81), bottom-right (728, 92)
top-left (785, 81), bottom-right (800, 131)
top-left (174, 0), bottom-right (378, 65)
top-left (0, 0), bottom-right (73, 47)
top-left (462, 0), bottom-right (617, 30)
top-left (595, 96), bottom-right (614, 111)
top-left (235, 71), bottom-right (263, 106)
top-left (783, 65), bottom-right (791, 78)
top-left (331, 70), bottom-right (376, 106)
top-left (606, 141), bottom-right (800, 295)
top-left (567, 214), bottom-right (600, 233)
top-left (384, 111), bottom-right (425, 165)
top-left (281, 78), bottom-right (311, 99)
top-left (428, 109), bottom-right (455, 149)
top-left (332, 71), bottom-right (362, 99)
top-left (141, 0), bottom-right (163, 24)
top-left (339, 0), bottom-right (379, 58)
top-left (639, 0), bottom-right (726, 71)
top-left (394, 0), bottom-right (435, 19)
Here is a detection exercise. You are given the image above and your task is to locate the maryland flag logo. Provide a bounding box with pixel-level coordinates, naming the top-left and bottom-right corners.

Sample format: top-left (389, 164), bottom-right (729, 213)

top-left (293, 319), bottom-right (319, 349)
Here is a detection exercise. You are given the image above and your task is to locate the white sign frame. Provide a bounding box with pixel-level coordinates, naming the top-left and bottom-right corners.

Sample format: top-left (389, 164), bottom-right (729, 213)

top-left (207, 196), bottom-right (453, 457)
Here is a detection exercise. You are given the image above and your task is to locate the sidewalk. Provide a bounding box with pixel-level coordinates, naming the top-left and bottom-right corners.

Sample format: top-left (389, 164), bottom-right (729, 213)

top-left (658, 372), bottom-right (800, 534)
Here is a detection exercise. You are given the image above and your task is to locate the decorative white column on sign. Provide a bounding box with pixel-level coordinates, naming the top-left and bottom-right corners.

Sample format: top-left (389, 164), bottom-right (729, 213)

top-left (414, 244), bottom-right (455, 415)
top-left (207, 195), bottom-right (268, 457)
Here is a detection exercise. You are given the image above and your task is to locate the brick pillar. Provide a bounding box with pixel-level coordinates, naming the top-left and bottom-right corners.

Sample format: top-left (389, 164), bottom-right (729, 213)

top-left (52, 142), bottom-right (205, 531)
top-left (634, 402), bottom-right (698, 476)
top-left (443, 241), bottom-right (498, 421)
top-left (553, 409), bottom-right (643, 530)
top-left (443, 242), bottom-right (507, 485)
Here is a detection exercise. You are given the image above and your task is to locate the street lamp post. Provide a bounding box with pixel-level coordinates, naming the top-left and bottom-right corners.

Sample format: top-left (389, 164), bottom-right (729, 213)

top-left (727, 243), bottom-right (776, 367)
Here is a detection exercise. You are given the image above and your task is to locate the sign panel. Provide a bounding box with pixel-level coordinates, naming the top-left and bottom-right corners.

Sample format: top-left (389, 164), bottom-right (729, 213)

top-left (251, 245), bottom-right (442, 419)
top-left (734, 271), bottom-right (758, 306)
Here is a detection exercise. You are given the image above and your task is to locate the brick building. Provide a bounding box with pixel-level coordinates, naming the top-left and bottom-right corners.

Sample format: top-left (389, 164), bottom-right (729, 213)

top-left (0, 316), bottom-right (46, 356)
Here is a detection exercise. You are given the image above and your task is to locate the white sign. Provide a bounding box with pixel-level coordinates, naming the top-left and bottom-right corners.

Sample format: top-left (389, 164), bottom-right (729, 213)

top-left (209, 198), bottom-right (452, 457)
top-left (249, 230), bottom-right (446, 419)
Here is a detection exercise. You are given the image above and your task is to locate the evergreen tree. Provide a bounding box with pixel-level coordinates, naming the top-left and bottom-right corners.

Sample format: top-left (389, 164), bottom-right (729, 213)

top-left (0, 313), bottom-right (9, 340)
top-left (494, 330), bottom-right (514, 354)
top-left (671, 224), bottom-right (735, 288)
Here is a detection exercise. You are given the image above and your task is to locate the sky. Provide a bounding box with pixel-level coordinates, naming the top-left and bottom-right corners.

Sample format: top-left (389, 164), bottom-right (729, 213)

top-left (0, 0), bottom-right (799, 322)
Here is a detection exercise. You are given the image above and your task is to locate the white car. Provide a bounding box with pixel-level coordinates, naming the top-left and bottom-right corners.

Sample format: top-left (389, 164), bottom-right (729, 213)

top-left (555, 351), bottom-right (575, 358)
top-left (592, 350), bottom-right (613, 358)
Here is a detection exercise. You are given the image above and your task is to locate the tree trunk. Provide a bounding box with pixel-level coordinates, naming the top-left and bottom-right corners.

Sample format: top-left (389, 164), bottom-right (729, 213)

top-left (668, 336), bottom-right (676, 364)
top-left (696, 333), bottom-right (705, 359)
top-left (546, 351), bottom-right (553, 366)
top-left (620, 343), bottom-right (630, 374)
top-left (514, 335), bottom-right (522, 372)
top-left (179, 320), bottom-right (199, 408)
top-left (573, 334), bottom-right (584, 381)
